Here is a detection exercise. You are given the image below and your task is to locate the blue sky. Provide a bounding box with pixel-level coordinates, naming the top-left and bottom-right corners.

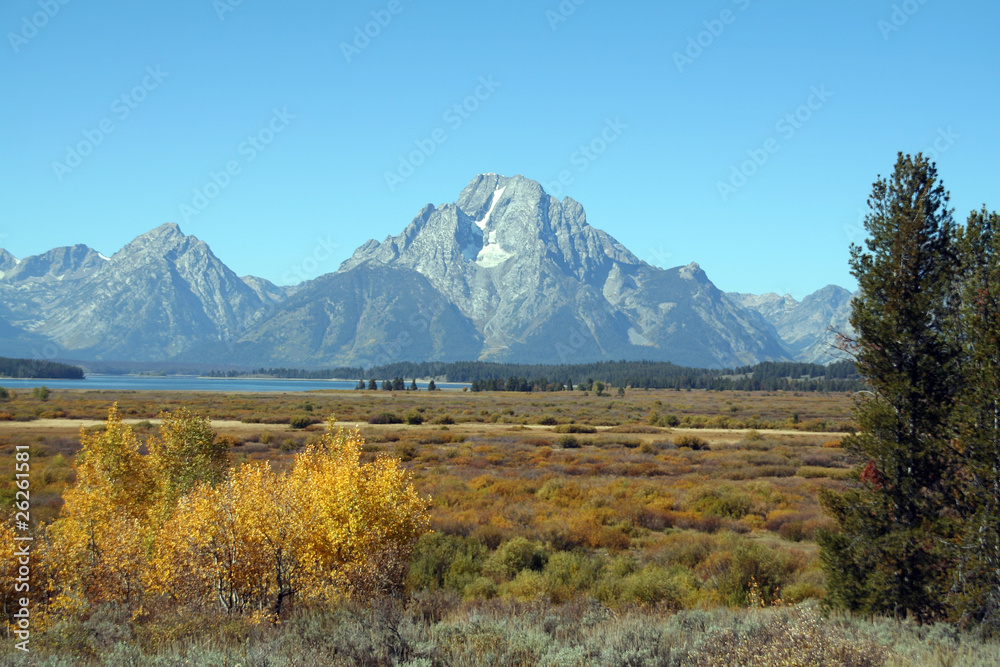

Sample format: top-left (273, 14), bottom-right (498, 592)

top-left (2, 0), bottom-right (997, 298)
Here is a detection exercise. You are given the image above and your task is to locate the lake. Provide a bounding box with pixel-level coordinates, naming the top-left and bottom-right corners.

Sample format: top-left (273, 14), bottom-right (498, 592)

top-left (0, 375), bottom-right (470, 393)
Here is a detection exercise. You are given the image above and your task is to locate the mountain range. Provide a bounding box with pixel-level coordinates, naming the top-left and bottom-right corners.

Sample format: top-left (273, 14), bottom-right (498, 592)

top-left (0, 174), bottom-right (854, 369)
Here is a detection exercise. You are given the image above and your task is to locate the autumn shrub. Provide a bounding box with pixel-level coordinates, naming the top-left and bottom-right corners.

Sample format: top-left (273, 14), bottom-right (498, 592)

top-left (36, 408), bottom-right (430, 624)
top-left (404, 410), bottom-right (424, 425)
top-left (675, 434), bottom-right (710, 450)
top-left (215, 433), bottom-right (243, 448)
top-left (395, 441), bottom-right (417, 461)
top-left (433, 414), bottom-right (455, 425)
top-left (537, 414), bottom-right (558, 425)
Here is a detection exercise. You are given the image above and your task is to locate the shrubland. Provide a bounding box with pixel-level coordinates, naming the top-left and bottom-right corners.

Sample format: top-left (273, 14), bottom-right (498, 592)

top-left (0, 390), bottom-right (997, 664)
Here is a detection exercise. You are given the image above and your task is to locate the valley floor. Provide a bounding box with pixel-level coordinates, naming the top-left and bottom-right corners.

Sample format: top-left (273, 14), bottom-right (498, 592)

top-left (1, 387), bottom-right (995, 664)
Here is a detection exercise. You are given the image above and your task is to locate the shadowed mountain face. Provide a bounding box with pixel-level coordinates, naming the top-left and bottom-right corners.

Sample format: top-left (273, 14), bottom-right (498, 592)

top-left (0, 175), bottom-right (846, 368)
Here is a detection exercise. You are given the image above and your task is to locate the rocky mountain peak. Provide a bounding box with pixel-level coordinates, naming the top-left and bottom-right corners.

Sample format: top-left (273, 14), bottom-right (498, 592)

top-left (0, 244), bottom-right (105, 283)
top-left (113, 222), bottom-right (213, 265)
top-left (0, 249), bottom-right (20, 275)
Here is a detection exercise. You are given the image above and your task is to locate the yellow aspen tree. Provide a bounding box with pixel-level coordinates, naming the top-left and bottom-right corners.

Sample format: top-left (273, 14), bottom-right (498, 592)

top-left (150, 461), bottom-right (306, 617)
top-left (46, 404), bottom-right (153, 611)
top-left (146, 407), bottom-right (228, 521)
top-left (291, 422), bottom-right (430, 602)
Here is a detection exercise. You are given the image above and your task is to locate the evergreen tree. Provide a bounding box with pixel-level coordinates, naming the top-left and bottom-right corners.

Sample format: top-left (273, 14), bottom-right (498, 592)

top-left (409, 378), bottom-right (418, 391)
top-left (381, 379), bottom-right (392, 391)
top-left (427, 380), bottom-right (437, 391)
top-left (819, 153), bottom-right (960, 620)
top-left (951, 206), bottom-right (1000, 630)
top-left (368, 378), bottom-right (377, 391)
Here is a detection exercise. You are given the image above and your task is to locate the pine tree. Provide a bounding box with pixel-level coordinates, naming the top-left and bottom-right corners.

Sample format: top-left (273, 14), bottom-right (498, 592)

top-left (819, 153), bottom-right (960, 620)
top-left (951, 206), bottom-right (1000, 629)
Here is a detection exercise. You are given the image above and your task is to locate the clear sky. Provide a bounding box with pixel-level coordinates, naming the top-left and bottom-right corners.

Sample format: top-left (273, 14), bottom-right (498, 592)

top-left (2, 0), bottom-right (997, 299)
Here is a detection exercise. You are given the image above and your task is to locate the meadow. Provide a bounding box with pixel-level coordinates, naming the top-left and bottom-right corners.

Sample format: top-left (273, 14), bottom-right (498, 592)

top-left (1, 386), bottom-right (998, 665)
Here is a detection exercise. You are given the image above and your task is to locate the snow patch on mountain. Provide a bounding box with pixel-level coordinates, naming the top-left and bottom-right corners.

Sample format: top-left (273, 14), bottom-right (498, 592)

top-left (474, 186), bottom-right (505, 230)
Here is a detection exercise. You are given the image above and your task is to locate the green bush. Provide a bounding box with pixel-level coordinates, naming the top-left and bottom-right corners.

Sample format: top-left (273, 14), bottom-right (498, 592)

top-left (554, 424), bottom-right (597, 433)
top-left (691, 486), bottom-right (753, 520)
top-left (481, 537), bottom-right (550, 581)
top-left (695, 539), bottom-right (792, 606)
top-left (544, 551), bottom-right (602, 602)
top-left (407, 533), bottom-right (487, 593)
top-left (405, 410), bottom-right (425, 425)
top-left (675, 434), bottom-right (709, 450)
top-left (289, 415), bottom-right (313, 429)
top-left (597, 564), bottom-right (693, 609)
top-left (556, 434), bottom-right (579, 448)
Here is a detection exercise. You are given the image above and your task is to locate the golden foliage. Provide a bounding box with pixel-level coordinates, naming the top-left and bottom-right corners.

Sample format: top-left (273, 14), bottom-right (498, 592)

top-left (46, 404), bottom-right (152, 611)
top-left (148, 421), bottom-right (429, 616)
top-left (35, 409), bottom-right (429, 620)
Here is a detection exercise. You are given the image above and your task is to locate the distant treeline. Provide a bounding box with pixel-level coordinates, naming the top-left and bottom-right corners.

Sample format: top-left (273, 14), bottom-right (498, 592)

top-left (211, 359), bottom-right (865, 392)
top-left (0, 356), bottom-right (85, 379)
top-left (207, 366), bottom-right (365, 380)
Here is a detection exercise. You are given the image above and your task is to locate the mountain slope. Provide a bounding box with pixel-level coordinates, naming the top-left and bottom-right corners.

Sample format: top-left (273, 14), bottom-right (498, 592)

top-left (185, 262), bottom-right (483, 367)
top-left (0, 224), bottom-right (271, 361)
top-left (728, 285), bottom-right (855, 363)
top-left (285, 173), bottom-right (791, 367)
